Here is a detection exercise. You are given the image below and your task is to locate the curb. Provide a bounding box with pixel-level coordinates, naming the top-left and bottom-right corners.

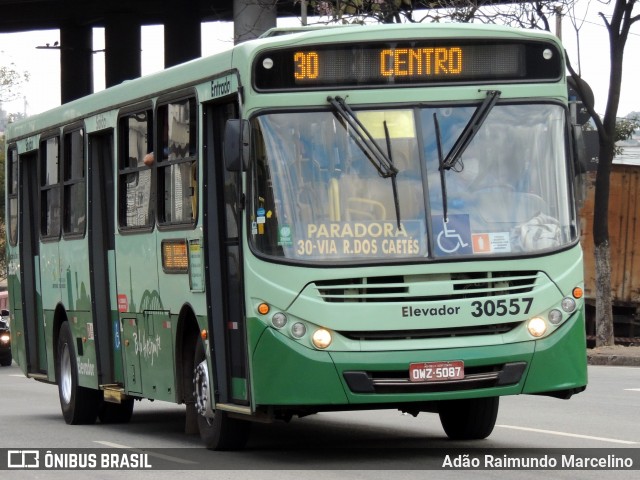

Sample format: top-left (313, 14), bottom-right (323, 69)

top-left (587, 354), bottom-right (640, 367)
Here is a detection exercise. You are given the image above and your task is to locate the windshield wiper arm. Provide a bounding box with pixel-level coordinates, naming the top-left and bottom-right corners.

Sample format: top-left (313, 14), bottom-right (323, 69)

top-left (433, 112), bottom-right (450, 222)
top-left (327, 96), bottom-right (398, 178)
top-left (441, 90), bottom-right (501, 171)
top-left (383, 121), bottom-right (402, 229)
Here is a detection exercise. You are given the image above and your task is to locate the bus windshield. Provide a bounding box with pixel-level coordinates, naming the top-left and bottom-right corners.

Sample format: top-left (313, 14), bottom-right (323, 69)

top-left (249, 103), bottom-right (576, 263)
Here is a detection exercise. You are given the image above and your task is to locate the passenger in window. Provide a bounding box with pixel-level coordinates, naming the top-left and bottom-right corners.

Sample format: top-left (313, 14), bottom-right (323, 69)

top-left (144, 152), bottom-right (155, 166)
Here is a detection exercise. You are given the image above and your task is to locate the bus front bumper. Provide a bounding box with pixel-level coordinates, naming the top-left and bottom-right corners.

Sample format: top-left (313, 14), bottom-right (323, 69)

top-left (250, 310), bottom-right (587, 407)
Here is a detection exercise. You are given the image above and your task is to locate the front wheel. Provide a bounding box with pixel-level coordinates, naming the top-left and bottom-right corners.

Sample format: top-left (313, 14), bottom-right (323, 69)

top-left (193, 338), bottom-right (250, 450)
top-left (438, 396), bottom-right (499, 440)
top-left (57, 322), bottom-right (101, 424)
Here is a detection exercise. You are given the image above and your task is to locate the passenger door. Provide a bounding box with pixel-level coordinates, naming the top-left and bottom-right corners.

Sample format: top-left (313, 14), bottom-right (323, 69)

top-left (203, 97), bottom-right (249, 406)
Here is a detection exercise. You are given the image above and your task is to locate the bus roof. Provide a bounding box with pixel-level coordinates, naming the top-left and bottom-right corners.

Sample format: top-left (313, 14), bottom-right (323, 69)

top-left (5, 22), bottom-right (561, 141)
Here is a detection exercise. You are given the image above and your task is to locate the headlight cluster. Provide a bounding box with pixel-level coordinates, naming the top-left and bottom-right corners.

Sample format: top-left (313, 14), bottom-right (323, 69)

top-left (0, 333), bottom-right (10, 344)
top-left (526, 286), bottom-right (582, 338)
top-left (257, 303), bottom-right (332, 349)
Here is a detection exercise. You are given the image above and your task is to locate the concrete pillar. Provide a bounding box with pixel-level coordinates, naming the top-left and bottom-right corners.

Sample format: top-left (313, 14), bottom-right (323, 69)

top-left (104, 14), bottom-right (141, 88)
top-left (234, 0), bottom-right (277, 44)
top-left (60, 24), bottom-right (93, 104)
top-left (164, 0), bottom-right (202, 68)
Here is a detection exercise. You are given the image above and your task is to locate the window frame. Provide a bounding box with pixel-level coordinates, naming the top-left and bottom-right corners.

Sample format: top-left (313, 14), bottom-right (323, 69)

top-left (7, 145), bottom-right (19, 247)
top-left (155, 92), bottom-right (199, 230)
top-left (39, 132), bottom-right (62, 242)
top-left (117, 103), bottom-right (155, 233)
top-left (62, 124), bottom-right (87, 239)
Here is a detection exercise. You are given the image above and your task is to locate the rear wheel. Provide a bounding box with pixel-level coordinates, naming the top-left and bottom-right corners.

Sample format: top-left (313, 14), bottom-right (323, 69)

top-left (438, 397), bottom-right (499, 440)
top-left (193, 338), bottom-right (250, 450)
top-left (57, 322), bottom-right (101, 424)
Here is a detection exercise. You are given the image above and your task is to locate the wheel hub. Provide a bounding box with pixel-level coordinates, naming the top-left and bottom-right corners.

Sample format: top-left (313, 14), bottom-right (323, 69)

top-left (193, 359), bottom-right (211, 416)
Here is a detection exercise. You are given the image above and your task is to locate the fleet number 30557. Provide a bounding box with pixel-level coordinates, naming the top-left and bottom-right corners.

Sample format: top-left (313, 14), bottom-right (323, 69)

top-left (470, 297), bottom-right (533, 317)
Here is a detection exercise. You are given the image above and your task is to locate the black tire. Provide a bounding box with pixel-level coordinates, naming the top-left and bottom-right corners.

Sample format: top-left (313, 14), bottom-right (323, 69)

top-left (193, 338), bottom-right (250, 450)
top-left (0, 355), bottom-right (11, 367)
top-left (98, 398), bottom-right (135, 424)
top-left (438, 396), bottom-right (499, 440)
top-left (57, 322), bottom-right (101, 424)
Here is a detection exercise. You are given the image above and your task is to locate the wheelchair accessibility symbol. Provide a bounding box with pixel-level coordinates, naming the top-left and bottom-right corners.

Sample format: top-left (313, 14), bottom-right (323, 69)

top-left (434, 214), bottom-right (473, 256)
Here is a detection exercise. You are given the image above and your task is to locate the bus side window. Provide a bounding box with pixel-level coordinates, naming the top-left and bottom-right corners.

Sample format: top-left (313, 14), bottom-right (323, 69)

top-left (118, 109), bottom-right (154, 230)
top-left (157, 97), bottom-right (198, 226)
top-left (63, 128), bottom-right (86, 236)
top-left (7, 147), bottom-right (19, 246)
top-left (40, 136), bottom-right (62, 239)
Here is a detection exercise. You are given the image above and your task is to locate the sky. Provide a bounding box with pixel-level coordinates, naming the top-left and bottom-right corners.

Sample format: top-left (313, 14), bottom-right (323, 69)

top-left (1, 0), bottom-right (639, 118)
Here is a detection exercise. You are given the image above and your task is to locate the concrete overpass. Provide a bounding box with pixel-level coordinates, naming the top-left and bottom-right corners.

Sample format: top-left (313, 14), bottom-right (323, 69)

top-left (0, 1), bottom-right (298, 103)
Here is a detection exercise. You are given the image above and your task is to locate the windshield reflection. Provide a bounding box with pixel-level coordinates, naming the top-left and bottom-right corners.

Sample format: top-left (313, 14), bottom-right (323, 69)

top-left (249, 103), bottom-right (576, 263)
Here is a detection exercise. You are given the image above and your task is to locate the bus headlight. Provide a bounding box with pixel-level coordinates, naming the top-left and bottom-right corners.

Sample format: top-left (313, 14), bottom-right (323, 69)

top-left (561, 297), bottom-right (577, 313)
top-left (527, 317), bottom-right (547, 338)
top-left (291, 322), bottom-right (307, 338)
top-left (0, 333), bottom-right (9, 344)
top-left (312, 329), bottom-right (332, 349)
top-left (272, 312), bottom-right (287, 329)
top-left (548, 309), bottom-right (563, 325)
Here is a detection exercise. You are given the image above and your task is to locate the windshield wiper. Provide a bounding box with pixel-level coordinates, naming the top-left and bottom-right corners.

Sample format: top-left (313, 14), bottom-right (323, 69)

top-left (441, 90), bottom-right (501, 171)
top-left (433, 113), bottom-right (449, 222)
top-left (327, 96), bottom-right (398, 178)
top-left (327, 95), bottom-right (402, 228)
top-left (383, 121), bottom-right (402, 229)
top-left (435, 90), bottom-right (501, 222)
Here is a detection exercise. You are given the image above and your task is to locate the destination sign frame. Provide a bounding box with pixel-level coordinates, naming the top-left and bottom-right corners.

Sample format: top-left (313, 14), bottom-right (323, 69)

top-left (254, 39), bottom-right (562, 91)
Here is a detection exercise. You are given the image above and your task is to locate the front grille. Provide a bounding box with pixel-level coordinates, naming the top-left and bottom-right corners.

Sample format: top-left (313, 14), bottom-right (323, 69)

top-left (339, 322), bottom-right (521, 341)
top-left (314, 271), bottom-right (538, 303)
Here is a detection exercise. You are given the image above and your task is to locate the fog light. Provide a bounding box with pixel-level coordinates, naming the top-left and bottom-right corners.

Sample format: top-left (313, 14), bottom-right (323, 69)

top-left (527, 317), bottom-right (547, 337)
top-left (291, 322), bottom-right (306, 338)
top-left (561, 297), bottom-right (576, 313)
top-left (272, 312), bottom-right (287, 329)
top-left (548, 309), bottom-right (563, 325)
top-left (312, 329), bottom-right (332, 349)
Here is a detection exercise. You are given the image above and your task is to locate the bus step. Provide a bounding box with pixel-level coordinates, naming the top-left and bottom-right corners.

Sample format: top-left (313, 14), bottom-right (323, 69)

top-left (101, 385), bottom-right (128, 404)
top-left (215, 403), bottom-right (252, 416)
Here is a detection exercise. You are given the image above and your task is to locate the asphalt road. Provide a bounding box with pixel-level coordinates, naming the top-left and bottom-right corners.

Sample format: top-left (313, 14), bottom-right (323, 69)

top-left (0, 361), bottom-right (638, 479)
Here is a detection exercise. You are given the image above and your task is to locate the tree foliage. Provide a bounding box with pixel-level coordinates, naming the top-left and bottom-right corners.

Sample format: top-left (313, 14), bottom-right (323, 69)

top-left (306, 0), bottom-right (576, 27)
top-left (0, 63), bottom-right (29, 103)
top-left (613, 115), bottom-right (640, 155)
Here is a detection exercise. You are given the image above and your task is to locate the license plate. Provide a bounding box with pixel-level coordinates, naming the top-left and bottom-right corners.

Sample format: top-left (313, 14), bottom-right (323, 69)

top-left (409, 360), bottom-right (464, 382)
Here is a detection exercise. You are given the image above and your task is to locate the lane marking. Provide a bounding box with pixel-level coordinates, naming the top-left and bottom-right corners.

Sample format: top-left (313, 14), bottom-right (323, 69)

top-left (93, 440), bottom-right (197, 465)
top-left (497, 425), bottom-right (637, 445)
top-left (624, 388), bottom-right (640, 392)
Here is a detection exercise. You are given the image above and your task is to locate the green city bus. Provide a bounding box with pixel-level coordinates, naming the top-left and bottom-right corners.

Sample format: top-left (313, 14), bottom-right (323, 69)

top-left (4, 23), bottom-right (588, 450)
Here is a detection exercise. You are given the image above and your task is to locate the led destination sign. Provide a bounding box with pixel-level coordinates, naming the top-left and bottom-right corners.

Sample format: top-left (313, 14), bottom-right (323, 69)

top-left (255, 40), bottom-right (562, 90)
